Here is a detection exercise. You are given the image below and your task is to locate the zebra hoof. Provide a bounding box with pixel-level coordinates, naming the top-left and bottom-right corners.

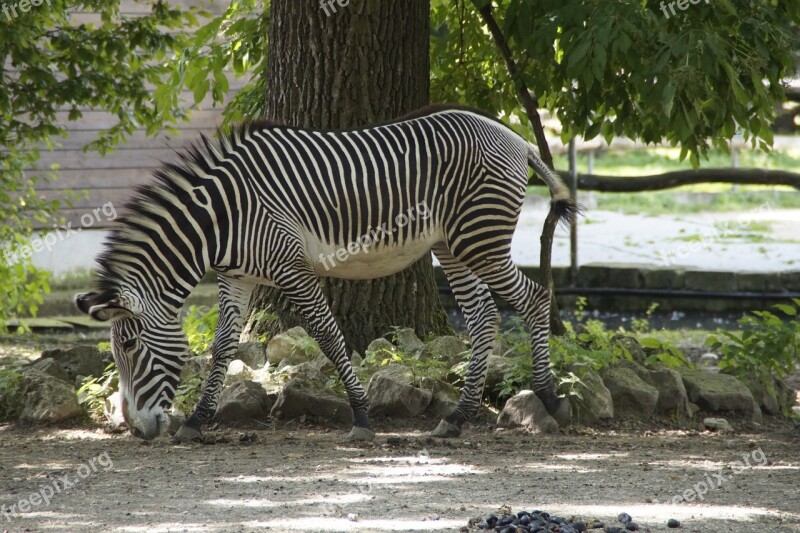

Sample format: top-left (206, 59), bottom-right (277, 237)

top-left (344, 426), bottom-right (375, 442)
top-left (430, 419), bottom-right (461, 438)
top-left (549, 396), bottom-right (572, 427)
top-left (171, 424), bottom-right (203, 444)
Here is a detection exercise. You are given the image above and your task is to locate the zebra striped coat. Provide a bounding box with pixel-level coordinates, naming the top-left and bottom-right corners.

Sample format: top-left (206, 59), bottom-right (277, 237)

top-left (75, 105), bottom-right (575, 441)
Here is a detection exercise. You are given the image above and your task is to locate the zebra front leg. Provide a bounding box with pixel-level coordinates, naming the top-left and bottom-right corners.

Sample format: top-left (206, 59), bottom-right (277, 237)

top-left (174, 277), bottom-right (254, 443)
top-left (275, 266), bottom-right (375, 442)
top-left (430, 243), bottom-right (499, 438)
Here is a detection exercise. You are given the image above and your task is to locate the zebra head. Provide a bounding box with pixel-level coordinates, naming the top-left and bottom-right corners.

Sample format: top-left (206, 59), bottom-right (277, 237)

top-left (75, 289), bottom-right (188, 440)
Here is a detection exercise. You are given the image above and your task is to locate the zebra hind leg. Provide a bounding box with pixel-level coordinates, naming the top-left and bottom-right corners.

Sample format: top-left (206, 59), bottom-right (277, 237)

top-left (466, 256), bottom-right (571, 427)
top-left (274, 266), bottom-right (375, 442)
top-left (174, 277), bottom-right (254, 443)
top-left (429, 243), bottom-right (499, 438)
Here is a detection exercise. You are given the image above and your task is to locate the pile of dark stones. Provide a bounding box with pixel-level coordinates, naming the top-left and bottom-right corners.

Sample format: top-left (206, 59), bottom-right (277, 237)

top-left (469, 509), bottom-right (682, 532)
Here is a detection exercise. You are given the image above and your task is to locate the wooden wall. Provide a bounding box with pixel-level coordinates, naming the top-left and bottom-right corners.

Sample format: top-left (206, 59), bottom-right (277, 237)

top-left (29, 0), bottom-right (249, 229)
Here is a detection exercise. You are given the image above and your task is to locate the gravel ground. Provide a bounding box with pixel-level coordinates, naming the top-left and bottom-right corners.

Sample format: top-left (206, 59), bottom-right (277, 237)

top-left (1, 418), bottom-right (798, 533)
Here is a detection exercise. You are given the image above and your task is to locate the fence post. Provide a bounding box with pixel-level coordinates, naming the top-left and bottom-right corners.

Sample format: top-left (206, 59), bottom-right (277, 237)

top-left (568, 137), bottom-right (578, 287)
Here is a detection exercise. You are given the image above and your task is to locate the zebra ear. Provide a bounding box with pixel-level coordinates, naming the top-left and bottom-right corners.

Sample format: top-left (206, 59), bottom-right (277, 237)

top-left (74, 290), bottom-right (135, 322)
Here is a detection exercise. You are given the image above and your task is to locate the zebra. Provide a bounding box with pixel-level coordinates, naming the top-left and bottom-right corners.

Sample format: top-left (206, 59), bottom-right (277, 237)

top-left (74, 104), bottom-right (576, 442)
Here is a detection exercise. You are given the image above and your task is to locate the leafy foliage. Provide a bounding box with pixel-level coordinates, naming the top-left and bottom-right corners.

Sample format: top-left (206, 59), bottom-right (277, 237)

top-left (182, 305), bottom-right (219, 354)
top-left (431, 0), bottom-right (798, 165)
top-left (173, 373), bottom-right (204, 415)
top-left (77, 363), bottom-right (118, 420)
top-left (707, 299), bottom-right (800, 394)
top-left (0, 363), bottom-right (24, 421)
top-left (1, 0), bottom-right (204, 325)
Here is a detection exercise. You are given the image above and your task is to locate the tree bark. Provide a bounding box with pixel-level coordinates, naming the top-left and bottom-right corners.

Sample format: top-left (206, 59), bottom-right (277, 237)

top-left (246, 0), bottom-right (451, 353)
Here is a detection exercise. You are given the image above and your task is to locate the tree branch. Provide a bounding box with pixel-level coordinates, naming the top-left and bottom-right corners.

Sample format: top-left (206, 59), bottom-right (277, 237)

top-left (476, 1), bottom-right (566, 334)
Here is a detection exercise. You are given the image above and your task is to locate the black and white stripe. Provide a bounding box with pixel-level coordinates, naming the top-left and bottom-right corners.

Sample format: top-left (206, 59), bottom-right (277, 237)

top-left (75, 104), bottom-right (576, 440)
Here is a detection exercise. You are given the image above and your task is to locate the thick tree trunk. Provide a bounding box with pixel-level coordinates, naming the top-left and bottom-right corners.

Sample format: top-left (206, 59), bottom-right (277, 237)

top-left (246, 0), bottom-right (451, 353)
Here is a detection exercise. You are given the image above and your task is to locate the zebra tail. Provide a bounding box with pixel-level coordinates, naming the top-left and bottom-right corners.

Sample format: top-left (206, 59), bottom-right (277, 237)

top-left (526, 142), bottom-right (580, 225)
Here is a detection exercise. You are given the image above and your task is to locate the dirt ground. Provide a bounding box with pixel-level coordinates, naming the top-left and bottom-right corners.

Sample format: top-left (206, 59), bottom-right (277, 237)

top-left (1, 417), bottom-right (799, 533)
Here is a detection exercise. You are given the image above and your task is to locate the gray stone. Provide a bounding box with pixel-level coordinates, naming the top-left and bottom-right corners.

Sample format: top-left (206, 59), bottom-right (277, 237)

top-left (744, 377), bottom-right (780, 416)
top-left (266, 326), bottom-right (322, 366)
top-left (679, 369), bottom-right (757, 419)
top-left (703, 417), bottom-right (733, 432)
top-left (394, 328), bottom-right (425, 355)
top-left (237, 341), bottom-right (267, 369)
top-left (367, 366), bottom-right (432, 418)
top-left (225, 359), bottom-right (254, 383)
top-left (215, 380), bottom-right (273, 425)
top-left (602, 366), bottom-right (659, 419)
top-left (617, 361), bottom-right (690, 417)
top-left (420, 336), bottom-right (468, 367)
top-left (180, 355), bottom-right (210, 382)
top-left (270, 377), bottom-right (352, 424)
top-left (40, 345), bottom-right (111, 382)
top-left (420, 377), bottom-right (460, 419)
top-left (278, 361), bottom-right (328, 384)
top-left (19, 369), bottom-right (82, 424)
top-left (698, 353), bottom-right (719, 368)
top-left (573, 370), bottom-right (614, 424)
top-left (613, 336), bottom-right (646, 365)
top-left (29, 357), bottom-right (70, 383)
top-left (497, 390), bottom-right (559, 434)
top-left (365, 338), bottom-right (396, 357)
top-left (484, 355), bottom-right (515, 399)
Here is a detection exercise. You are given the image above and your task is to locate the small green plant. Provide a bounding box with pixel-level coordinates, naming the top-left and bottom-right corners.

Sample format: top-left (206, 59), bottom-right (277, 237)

top-left (248, 309), bottom-right (277, 343)
top-left (631, 302), bottom-right (660, 333)
top-left (182, 305), bottom-right (219, 354)
top-left (0, 363), bottom-right (24, 421)
top-left (173, 373), bottom-right (204, 415)
top-left (707, 299), bottom-right (800, 399)
top-left (638, 336), bottom-right (691, 368)
top-left (77, 363), bottom-right (118, 420)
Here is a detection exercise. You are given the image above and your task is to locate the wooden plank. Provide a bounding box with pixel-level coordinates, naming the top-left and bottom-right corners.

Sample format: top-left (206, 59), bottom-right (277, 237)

top-left (42, 126), bottom-right (216, 151)
top-left (52, 109), bottom-right (225, 131)
top-left (31, 168), bottom-right (162, 191)
top-left (34, 147), bottom-right (189, 171)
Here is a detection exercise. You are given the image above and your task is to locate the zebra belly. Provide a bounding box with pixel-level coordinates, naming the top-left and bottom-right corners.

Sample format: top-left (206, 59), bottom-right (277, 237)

top-left (309, 231), bottom-right (443, 280)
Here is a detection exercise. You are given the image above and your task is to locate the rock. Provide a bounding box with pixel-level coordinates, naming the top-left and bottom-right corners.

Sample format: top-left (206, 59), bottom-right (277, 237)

top-left (40, 345), bottom-right (111, 382)
top-left (484, 355), bottom-right (515, 399)
top-left (647, 366), bottom-right (691, 417)
top-left (365, 338), bottom-right (396, 357)
top-left (394, 327), bottom-right (425, 355)
top-left (225, 360), bottom-right (254, 383)
top-left (278, 361), bottom-right (327, 383)
top-left (420, 377), bottom-right (460, 419)
top-left (270, 377), bottom-right (352, 424)
top-left (496, 390), bottom-right (559, 434)
top-left (602, 366), bottom-right (659, 419)
top-left (367, 366), bottom-right (432, 418)
top-left (180, 355), bottom-right (210, 382)
top-left (29, 357), bottom-right (70, 383)
top-left (266, 326), bottom-right (322, 366)
top-left (237, 341), bottom-right (267, 369)
top-left (350, 351), bottom-right (363, 367)
top-left (420, 336), bottom-right (468, 367)
top-left (572, 370), bottom-right (614, 424)
top-left (703, 417), bottom-right (733, 432)
top-left (613, 335), bottom-right (646, 364)
top-left (667, 518), bottom-right (681, 528)
top-left (679, 369), bottom-right (757, 419)
top-left (215, 380), bottom-right (273, 425)
top-left (744, 377), bottom-right (781, 416)
top-left (103, 391), bottom-right (126, 428)
top-left (615, 361), bottom-right (690, 418)
top-left (698, 352), bottom-right (719, 368)
top-left (19, 369), bottom-right (82, 424)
